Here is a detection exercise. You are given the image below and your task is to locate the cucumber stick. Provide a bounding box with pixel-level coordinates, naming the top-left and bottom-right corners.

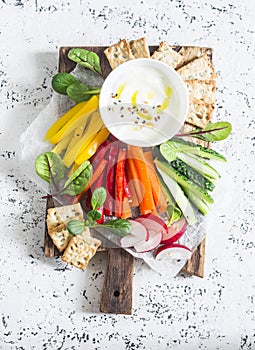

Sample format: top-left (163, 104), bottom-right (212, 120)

top-left (188, 192), bottom-right (211, 215)
top-left (160, 141), bottom-right (221, 180)
top-left (171, 137), bottom-right (227, 162)
top-left (155, 160), bottom-right (197, 225)
top-left (178, 153), bottom-right (220, 180)
top-left (155, 160), bottom-right (214, 204)
top-left (171, 158), bottom-right (215, 192)
top-left (157, 171), bottom-right (182, 223)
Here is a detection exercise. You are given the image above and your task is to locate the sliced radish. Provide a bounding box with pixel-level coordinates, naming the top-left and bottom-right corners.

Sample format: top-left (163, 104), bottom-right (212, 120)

top-left (120, 220), bottom-right (149, 248)
top-left (161, 217), bottom-right (187, 244)
top-left (155, 244), bottom-right (192, 261)
top-left (134, 229), bottom-right (162, 253)
top-left (135, 214), bottom-right (167, 240)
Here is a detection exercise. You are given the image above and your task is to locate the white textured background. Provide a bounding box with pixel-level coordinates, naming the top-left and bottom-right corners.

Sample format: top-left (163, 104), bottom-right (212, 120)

top-left (0, 1), bottom-right (255, 349)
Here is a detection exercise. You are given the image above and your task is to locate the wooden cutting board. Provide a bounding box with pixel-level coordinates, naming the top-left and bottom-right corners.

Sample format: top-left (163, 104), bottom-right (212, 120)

top-left (44, 44), bottom-right (210, 314)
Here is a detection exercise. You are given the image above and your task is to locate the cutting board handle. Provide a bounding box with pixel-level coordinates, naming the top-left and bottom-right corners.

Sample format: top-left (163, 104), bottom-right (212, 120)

top-left (100, 248), bottom-right (134, 314)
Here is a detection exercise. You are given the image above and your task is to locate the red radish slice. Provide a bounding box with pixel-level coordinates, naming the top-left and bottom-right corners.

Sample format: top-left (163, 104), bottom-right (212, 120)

top-left (135, 214), bottom-right (167, 241)
top-left (134, 229), bottom-right (162, 253)
top-left (161, 217), bottom-right (187, 244)
top-left (155, 244), bottom-right (192, 261)
top-left (120, 220), bottom-right (149, 248)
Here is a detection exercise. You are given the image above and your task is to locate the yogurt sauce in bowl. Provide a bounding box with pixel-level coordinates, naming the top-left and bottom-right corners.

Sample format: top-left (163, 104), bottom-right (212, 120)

top-left (99, 58), bottom-right (188, 147)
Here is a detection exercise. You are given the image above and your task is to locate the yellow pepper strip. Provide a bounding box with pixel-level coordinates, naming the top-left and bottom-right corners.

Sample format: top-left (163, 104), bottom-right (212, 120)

top-left (49, 95), bottom-right (99, 145)
top-left (51, 131), bottom-right (74, 155)
top-left (75, 127), bottom-right (110, 166)
top-left (44, 101), bottom-right (86, 141)
top-left (75, 133), bottom-right (98, 164)
top-left (63, 111), bottom-right (104, 168)
top-left (63, 124), bottom-right (86, 162)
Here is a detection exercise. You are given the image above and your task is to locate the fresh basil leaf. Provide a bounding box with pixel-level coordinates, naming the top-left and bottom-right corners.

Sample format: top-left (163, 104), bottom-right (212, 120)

top-left (87, 210), bottom-right (102, 222)
top-left (62, 161), bottom-right (92, 196)
top-left (66, 82), bottom-right (91, 102)
top-left (35, 152), bottom-right (66, 186)
top-left (51, 73), bottom-right (79, 95)
top-left (68, 48), bottom-right (102, 75)
top-left (98, 219), bottom-right (132, 236)
top-left (67, 220), bottom-right (85, 235)
top-left (91, 187), bottom-right (107, 210)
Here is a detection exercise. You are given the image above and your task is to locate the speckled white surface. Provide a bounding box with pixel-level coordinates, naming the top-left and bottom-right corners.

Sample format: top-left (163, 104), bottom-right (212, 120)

top-left (1, 0), bottom-right (255, 349)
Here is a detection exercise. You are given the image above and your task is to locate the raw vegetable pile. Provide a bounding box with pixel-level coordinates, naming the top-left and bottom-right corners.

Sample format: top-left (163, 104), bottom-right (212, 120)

top-left (35, 48), bottom-right (232, 260)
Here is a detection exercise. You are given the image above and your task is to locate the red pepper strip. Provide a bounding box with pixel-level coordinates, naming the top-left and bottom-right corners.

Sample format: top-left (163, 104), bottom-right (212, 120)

top-left (85, 188), bottom-right (93, 210)
top-left (104, 142), bottom-right (119, 216)
top-left (96, 207), bottom-right (104, 224)
top-left (115, 148), bottom-right (127, 217)
top-left (90, 139), bottom-right (111, 170)
top-left (123, 170), bottom-right (130, 199)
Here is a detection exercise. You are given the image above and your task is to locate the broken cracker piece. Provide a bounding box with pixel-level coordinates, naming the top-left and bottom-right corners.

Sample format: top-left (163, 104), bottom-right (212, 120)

top-left (151, 42), bottom-right (183, 69)
top-left (48, 222), bottom-right (72, 252)
top-left (129, 37), bottom-right (150, 58)
top-left (62, 234), bottom-right (101, 270)
top-left (186, 97), bottom-right (214, 128)
top-left (176, 46), bottom-right (212, 69)
top-left (177, 55), bottom-right (217, 80)
top-left (104, 39), bottom-right (134, 69)
top-left (46, 203), bottom-right (84, 232)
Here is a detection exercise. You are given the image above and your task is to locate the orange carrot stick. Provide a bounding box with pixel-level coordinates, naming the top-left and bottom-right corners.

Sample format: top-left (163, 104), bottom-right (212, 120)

top-left (143, 151), bottom-right (161, 207)
top-left (143, 150), bottom-right (168, 213)
top-left (128, 145), bottom-right (155, 215)
top-left (126, 154), bottom-right (144, 205)
top-left (121, 196), bottom-right (132, 219)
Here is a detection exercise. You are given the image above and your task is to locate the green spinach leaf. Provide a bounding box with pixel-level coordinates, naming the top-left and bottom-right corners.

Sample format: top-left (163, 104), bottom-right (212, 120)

top-left (35, 152), bottom-right (66, 187)
top-left (68, 48), bottom-right (102, 75)
top-left (98, 219), bottom-right (132, 236)
top-left (67, 220), bottom-right (85, 235)
top-left (66, 82), bottom-right (100, 103)
top-left (91, 187), bottom-right (107, 210)
top-left (87, 210), bottom-right (102, 222)
top-left (66, 82), bottom-right (90, 102)
top-left (62, 161), bottom-right (92, 196)
top-left (177, 122), bottom-right (232, 142)
top-left (51, 73), bottom-right (78, 95)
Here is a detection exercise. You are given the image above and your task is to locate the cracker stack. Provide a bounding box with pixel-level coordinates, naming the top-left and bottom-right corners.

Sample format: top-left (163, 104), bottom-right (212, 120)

top-left (104, 37), bottom-right (150, 69)
top-left (46, 203), bottom-right (84, 252)
top-left (176, 50), bottom-right (217, 128)
top-left (46, 203), bottom-right (101, 269)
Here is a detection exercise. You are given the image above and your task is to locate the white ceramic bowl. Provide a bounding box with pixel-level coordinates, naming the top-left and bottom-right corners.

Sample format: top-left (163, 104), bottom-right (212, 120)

top-left (99, 58), bottom-right (188, 147)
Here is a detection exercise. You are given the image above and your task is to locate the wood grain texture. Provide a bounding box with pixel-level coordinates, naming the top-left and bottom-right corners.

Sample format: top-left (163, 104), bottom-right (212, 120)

top-left (100, 248), bottom-right (134, 314)
top-left (182, 237), bottom-right (206, 277)
top-left (44, 197), bottom-right (61, 258)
